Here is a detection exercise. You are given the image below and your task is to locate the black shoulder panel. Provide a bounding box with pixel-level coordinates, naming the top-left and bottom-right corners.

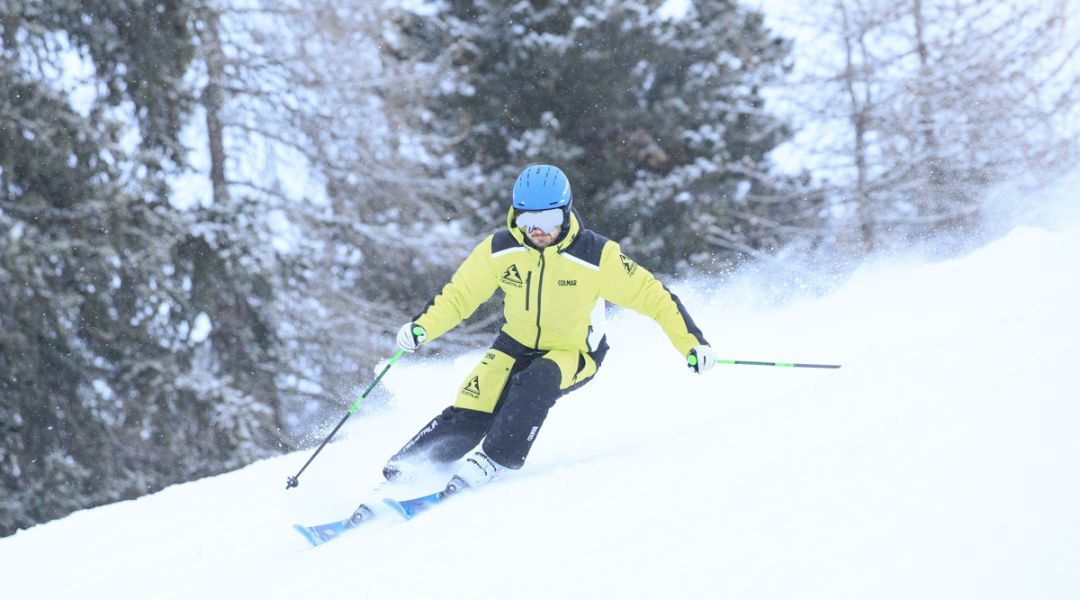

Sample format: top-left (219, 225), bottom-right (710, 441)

top-left (491, 230), bottom-right (520, 254)
top-left (562, 229), bottom-right (608, 267)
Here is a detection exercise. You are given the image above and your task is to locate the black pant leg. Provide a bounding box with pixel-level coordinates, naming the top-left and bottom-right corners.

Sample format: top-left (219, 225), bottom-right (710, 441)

top-left (383, 406), bottom-right (492, 479)
top-left (481, 358), bottom-right (563, 469)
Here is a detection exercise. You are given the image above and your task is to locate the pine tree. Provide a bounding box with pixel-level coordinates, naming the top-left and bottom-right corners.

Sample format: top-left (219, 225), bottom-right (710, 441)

top-left (397, 0), bottom-right (815, 271)
top-left (1, 0), bottom-right (281, 536)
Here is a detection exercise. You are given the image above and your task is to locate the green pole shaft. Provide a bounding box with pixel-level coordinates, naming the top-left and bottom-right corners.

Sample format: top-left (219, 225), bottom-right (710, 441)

top-left (716, 359), bottom-right (841, 369)
top-left (286, 349), bottom-right (407, 489)
top-left (348, 349), bottom-right (407, 413)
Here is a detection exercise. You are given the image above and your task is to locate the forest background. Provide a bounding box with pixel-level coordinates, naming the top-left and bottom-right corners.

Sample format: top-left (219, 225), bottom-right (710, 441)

top-left (1, 0), bottom-right (1077, 535)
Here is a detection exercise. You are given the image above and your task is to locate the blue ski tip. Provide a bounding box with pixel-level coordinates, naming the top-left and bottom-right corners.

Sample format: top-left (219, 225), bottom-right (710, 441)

top-left (293, 524), bottom-right (325, 547)
top-left (293, 518), bottom-right (354, 547)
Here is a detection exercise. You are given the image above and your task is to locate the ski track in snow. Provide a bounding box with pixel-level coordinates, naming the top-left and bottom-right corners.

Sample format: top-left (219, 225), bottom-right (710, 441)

top-left (3, 189), bottom-right (1080, 599)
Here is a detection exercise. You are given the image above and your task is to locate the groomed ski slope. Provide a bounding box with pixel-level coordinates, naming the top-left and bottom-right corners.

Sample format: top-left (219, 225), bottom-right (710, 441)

top-left (3, 183), bottom-right (1079, 600)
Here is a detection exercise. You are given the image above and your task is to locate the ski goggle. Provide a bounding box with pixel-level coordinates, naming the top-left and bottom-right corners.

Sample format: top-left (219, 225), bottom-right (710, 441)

top-left (514, 207), bottom-right (565, 233)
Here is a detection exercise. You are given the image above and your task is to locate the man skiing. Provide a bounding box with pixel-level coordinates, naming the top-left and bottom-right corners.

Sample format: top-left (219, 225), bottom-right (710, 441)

top-left (385, 164), bottom-right (716, 496)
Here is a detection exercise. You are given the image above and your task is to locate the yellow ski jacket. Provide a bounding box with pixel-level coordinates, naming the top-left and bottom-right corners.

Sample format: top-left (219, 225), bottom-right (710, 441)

top-left (414, 209), bottom-right (708, 358)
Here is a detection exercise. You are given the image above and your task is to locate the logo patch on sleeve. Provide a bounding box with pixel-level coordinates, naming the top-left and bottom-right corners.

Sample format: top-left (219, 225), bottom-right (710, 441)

top-left (619, 254), bottom-right (638, 277)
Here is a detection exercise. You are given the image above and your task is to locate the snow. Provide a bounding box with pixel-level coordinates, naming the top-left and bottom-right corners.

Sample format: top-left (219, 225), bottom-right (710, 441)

top-left (168, 104), bottom-right (213, 211)
top-left (3, 182), bottom-right (1079, 599)
top-left (658, 0), bottom-right (693, 21)
top-left (189, 313), bottom-right (213, 344)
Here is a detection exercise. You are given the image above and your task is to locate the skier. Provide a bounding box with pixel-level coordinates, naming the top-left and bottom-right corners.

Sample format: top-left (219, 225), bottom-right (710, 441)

top-left (385, 164), bottom-right (716, 496)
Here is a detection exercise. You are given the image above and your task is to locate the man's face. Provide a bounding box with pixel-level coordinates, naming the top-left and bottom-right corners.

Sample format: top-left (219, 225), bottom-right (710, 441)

top-left (527, 226), bottom-right (561, 248)
top-left (514, 206), bottom-right (565, 248)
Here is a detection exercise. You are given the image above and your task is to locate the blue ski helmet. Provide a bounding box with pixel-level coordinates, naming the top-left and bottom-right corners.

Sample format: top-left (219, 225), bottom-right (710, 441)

top-left (512, 165), bottom-right (572, 211)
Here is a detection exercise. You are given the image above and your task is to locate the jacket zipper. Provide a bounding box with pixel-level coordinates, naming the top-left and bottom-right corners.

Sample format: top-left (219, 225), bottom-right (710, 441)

top-left (533, 251), bottom-right (546, 349)
top-left (525, 272), bottom-right (532, 311)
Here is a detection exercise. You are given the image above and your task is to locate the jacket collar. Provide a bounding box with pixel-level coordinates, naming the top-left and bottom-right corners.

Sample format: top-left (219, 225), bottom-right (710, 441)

top-left (506, 206), bottom-right (582, 252)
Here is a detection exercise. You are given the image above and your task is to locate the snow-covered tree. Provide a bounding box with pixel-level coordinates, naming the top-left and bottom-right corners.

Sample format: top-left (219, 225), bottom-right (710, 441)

top-left (0, 0), bottom-right (281, 536)
top-left (773, 0), bottom-right (1080, 250)
top-left (186, 0), bottom-right (487, 437)
top-left (395, 0), bottom-right (816, 272)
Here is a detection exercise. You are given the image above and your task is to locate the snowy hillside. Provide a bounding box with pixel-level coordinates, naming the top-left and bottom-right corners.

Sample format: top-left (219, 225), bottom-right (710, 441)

top-left (4, 180), bottom-right (1079, 599)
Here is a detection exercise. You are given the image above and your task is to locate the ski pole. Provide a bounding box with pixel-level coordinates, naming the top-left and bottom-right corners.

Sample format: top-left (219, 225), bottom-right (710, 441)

top-left (286, 348), bottom-right (407, 490)
top-left (716, 359), bottom-right (841, 369)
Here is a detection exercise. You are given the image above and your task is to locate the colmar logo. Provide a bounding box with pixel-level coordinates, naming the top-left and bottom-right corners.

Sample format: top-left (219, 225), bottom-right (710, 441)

top-left (462, 376), bottom-right (481, 399)
top-left (619, 254), bottom-right (638, 276)
top-left (501, 264), bottom-right (524, 288)
top-left (558, 279), bottom-right (577, 287)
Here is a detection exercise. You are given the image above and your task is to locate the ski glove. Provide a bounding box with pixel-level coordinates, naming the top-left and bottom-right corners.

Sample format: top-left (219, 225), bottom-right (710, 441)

top-left (396, 322), bottom-right (427, 352)
top-left (687, 344), bottom-right (717, 374)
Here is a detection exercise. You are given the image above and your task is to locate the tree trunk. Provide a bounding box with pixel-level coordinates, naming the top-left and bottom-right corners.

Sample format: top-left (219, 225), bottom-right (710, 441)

top-left (912, 0), bottom-right (943, 213)
top-left (838, 0), bottom-right (876, 251)
top-left (200, 9), bottom-right (229, 205)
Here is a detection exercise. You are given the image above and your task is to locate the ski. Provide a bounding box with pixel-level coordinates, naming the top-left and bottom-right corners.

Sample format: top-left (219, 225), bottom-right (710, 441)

top-left (295, 479), bottom-right (468, 546)
top-left (292, 504), bottom-right (375, 547)
top-left (383, 475), bottom-right (471, 519)
top-left (382, 490), bottom-right (449, 520)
